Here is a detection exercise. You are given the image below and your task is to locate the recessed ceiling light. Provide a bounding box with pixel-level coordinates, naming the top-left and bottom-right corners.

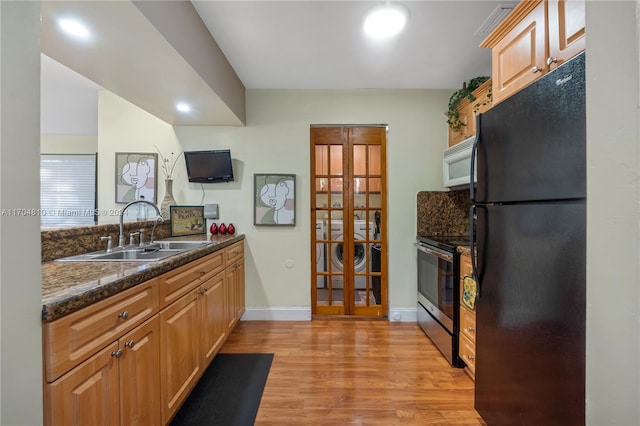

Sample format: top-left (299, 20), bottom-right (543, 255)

top-left (363, 2), bottom-right (408, 39)
top-left (57, 18), bottom-right (91, 40)
top-left (176, 103), bottom-right (191, 113)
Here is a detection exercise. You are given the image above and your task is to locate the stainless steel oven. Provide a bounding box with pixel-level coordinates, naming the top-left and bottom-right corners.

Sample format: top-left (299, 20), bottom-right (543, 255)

top-left (415, 236), bottom-right (466, 367)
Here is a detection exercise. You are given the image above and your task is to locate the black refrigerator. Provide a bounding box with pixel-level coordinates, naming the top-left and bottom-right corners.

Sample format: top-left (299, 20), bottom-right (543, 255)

top-left (470, 52), bottom-right (585, 426)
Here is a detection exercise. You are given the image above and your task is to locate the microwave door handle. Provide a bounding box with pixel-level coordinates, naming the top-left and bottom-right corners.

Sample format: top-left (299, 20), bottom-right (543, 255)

top-left (470, 114), bottom-right (480, 203)
top-left (414, 243), bottom-right (453, 262)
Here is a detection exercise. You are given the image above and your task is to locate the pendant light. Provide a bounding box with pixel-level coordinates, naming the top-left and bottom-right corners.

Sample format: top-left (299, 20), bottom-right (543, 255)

top-left (363, 1), bottom-right (408, 39)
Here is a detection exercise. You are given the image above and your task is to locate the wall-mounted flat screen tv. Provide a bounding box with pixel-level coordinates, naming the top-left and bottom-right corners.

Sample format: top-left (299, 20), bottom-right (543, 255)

top-left (184, 150), bottom-right (234, 183)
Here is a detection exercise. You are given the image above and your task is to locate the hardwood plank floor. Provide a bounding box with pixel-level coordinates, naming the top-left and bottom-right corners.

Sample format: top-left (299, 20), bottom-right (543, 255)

top-left (220, 319), bottom-right (486, 425)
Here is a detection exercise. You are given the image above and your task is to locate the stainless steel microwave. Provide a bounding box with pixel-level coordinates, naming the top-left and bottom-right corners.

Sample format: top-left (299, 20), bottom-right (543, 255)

top-left (443, 135), bottom-right (476, 188)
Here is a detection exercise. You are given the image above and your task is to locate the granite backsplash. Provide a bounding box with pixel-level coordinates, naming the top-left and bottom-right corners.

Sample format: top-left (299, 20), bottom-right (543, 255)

top-left (417, 190), bottom-right (471, 236)
top-left (41, 221), bottom-right (173, 262)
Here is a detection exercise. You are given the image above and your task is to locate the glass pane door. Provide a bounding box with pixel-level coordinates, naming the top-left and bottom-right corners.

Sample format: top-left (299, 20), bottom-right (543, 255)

top-left (311, 126), bottom-right (387, 317)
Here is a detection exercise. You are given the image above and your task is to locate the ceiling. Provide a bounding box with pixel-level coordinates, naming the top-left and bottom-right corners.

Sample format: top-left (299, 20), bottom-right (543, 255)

top-left (41, 1), bottom-right (514, 135)
top-left (192, 0), bottom-right (510, 90)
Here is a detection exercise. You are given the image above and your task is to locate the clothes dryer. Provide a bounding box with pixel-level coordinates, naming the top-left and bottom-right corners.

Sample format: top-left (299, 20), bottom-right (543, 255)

top-left (315, 220), bottom-right (326, 288)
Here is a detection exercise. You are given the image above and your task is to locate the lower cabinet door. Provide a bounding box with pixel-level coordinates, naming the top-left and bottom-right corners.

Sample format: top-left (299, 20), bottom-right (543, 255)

top-left (459, 332), bottom-right (476, 375)
top-left (45, 342), bottom-right (120, 426)
top-left (225, 265), bottom-right (238, 333)
top-left (159, 292), bottom-right (201, 425)
top-left (120, 316), bottom-right (161, 426)
top-left (201, 271), bottom-right (227, 366)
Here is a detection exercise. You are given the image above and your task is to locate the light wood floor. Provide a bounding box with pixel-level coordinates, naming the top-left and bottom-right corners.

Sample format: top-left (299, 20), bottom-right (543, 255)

top-left (220, 319), bottom-right (486, 425)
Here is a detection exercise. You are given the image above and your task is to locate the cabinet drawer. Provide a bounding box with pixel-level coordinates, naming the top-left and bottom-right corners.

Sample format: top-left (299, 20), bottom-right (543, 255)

top-left (460, 254), bottom-right (473, 279)
top-left (459, 305), bottom-right (476, 343)
top-left (459, 332), bottom-right (476, 374)
top-left (225, 241), bottom-right (244, 265)
top-left (43, 278), bottom-right (159, 383)
top-left (159, 250), bottom-right (225, 308)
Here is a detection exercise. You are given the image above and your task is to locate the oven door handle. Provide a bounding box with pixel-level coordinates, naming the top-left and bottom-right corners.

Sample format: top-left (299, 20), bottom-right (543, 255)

top-left (414, 243), bottom-right (453, 262)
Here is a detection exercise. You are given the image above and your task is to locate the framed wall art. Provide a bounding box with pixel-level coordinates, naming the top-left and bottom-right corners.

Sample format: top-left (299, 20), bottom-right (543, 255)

top-left (115, 152), bottom-right (158, 204)
top-left (169, 205), bottom-right (206, 237)
top-left (254, 174), bottom-right (296, 226)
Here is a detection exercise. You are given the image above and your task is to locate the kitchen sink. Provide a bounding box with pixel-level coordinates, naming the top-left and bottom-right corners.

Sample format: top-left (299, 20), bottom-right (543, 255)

top-left (54, 239), bottom-right (212, 263)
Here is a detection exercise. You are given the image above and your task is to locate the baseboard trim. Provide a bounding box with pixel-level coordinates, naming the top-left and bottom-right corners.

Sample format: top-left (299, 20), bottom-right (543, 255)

top-left (388, 308), bottom-right (417, 322)
top-left (240, 307), bottom-right (312, 321)
top-left (240, 307), bottom-right (417, 322)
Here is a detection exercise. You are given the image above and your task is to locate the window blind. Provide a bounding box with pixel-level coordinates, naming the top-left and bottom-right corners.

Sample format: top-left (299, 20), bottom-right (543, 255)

top-left (40, 154), bottom-right (97, 227)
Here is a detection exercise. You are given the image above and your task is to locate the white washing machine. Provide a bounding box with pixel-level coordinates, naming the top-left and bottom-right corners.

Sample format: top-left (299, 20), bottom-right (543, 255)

top-left (329, 220), bottom-right (374, 289)
top-left (315, 220), bottom-right (326, 288)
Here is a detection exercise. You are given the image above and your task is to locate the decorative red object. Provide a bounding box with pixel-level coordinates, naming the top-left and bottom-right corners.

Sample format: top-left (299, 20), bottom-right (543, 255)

top-left (209, 223), bottom-right (218, 235)
top-left (219, 223), bottom-right (227, 234)
top-left (227, 223), bottom-right (235, 235)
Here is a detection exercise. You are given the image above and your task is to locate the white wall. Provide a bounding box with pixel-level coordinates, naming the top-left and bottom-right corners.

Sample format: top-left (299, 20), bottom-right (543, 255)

top-left (174, 89), bottom-right (451, 318)
top-left (97, 90), bottom-right (182, 224)
top-left (0, 2), bottom-right (43, 424)
top-left (585, 1), bottom-right (640, 424)
top-left (40, 134), bottom-right (97, 154)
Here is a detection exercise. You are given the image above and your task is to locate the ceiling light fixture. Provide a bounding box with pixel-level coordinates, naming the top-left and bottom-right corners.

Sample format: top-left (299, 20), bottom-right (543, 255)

top-left (363, 1), bottom-right (408, 39)
top-left (176, 102), bottom-right (191, 113)
top-left (57, 18), bottom-right (91, 40)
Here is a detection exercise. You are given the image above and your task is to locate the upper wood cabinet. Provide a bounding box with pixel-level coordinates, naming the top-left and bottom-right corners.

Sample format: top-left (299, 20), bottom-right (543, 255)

top-left (481, 0), bottom-right (585, 105)
top-left (547, 0), bottom-right (586, 68)
top-left (448, 79), bottom-right (493, 146)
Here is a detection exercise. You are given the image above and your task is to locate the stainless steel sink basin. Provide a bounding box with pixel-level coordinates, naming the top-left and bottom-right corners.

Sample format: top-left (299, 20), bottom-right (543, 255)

top-left (54, 239), bottom-right (212, 263)
top-left (56, 246), bottom-right (186, 263)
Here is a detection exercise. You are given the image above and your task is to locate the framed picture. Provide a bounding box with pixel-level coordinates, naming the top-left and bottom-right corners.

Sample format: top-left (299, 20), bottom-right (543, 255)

top-left (254, 174), bottom-right (296, 226)
top-left (170, 206), bottom-right (206, 237)
top-left (115, 152), bottom-right (158, 204)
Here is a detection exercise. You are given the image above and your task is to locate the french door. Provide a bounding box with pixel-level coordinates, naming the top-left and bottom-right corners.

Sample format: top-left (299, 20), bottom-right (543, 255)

top-left (310, 126), bottom-right (387, 317)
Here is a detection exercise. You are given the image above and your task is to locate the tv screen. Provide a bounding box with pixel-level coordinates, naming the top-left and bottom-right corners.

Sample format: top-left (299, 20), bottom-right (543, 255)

top-left (184, 150), bottom-right (234, 183)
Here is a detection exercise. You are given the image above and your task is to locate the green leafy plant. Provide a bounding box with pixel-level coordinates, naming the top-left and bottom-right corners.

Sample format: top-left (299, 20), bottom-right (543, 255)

top-left (447, 76), bottom-right (490, 132)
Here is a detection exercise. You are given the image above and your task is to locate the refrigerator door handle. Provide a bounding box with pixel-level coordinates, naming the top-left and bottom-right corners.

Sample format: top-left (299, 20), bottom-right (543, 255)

top-left (469, 204), bottom-right (481, 298)
top-left (470, 114), bottom-right (481, 203)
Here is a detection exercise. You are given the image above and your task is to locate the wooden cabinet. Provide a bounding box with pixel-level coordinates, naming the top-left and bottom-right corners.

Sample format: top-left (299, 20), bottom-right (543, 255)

top-left (43, 241), bottom-right (245, 426)
top-left (225, 241), bottom-right (245, 333)
top-left (43, 279), bottom-right (159, 383)
top-left (159, 287), bottom-right (201, 424)
top-left (159, 247), bottom-right (242, 424)
top-left (547, 0), bottom-right (585, 68)
top-left (458, 253), bottom-right (476, 379)
top-left (45, 316), bottom-right (161, 426)
top-left (448, 79), bottom-right (493, 146)
top-left (481, 0), bottom-right (585, 105)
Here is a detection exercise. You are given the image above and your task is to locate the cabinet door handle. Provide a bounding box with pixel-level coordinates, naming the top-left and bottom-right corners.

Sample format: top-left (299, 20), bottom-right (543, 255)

top-left (118, 311), bottom-right (129, 320)
top-left (467, 327), bottom-right (475, 333)
top-left (111, 349), bottom-right (123, 358)
top-left (198, 288), bottom-right (206, 295)
top-left (124, 340), bottom-right (135, 348)
top-left (531, 66), bottom-right (543, 74)
top-left (467, 355), bottom-right (474, 361)
top-left (546, 56), bottom-right (558, 66)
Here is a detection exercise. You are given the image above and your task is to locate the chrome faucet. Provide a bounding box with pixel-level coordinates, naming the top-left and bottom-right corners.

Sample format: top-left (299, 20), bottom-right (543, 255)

top-left (118, 200), bottom-right (162, 248)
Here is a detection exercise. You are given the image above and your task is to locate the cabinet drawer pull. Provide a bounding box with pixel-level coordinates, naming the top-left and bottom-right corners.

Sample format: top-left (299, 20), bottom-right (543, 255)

top-left (111, 349), bottom-right (123, 358)
top-left (200, 269), bottom-right (207, 276)
top-left (118, 311), bottom-right (129, 320)
top-left (467, 327), bottom-right (475, 333)
top-left (124, 340), bottom-right (135, 348)
top-left (198, 288), bottom-right (206, 295)
top-left (466, 355), bottom-right (474, 361)
top-left (531, 66), bottom-right (543, 74)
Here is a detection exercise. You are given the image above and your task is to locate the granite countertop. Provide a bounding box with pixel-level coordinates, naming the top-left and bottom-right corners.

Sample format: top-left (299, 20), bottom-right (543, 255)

top-left (42, 234), bottom-right (244, 322)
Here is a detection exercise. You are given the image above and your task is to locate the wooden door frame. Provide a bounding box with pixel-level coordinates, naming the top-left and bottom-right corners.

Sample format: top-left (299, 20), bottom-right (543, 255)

top-left (310, 125), bottom-right (388, 317)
